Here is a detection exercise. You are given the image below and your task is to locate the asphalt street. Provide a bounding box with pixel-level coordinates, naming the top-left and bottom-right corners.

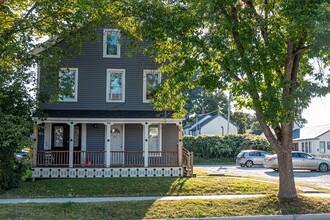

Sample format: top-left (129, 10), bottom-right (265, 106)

top-left (195, 165), bottom-right (330, 189)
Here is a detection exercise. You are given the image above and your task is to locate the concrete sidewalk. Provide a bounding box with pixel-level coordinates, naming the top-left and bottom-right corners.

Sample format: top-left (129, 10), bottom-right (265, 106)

top-left (0, 193), bottom-right (329, 204)
top-left (0, 194), bottom-right (267, 204)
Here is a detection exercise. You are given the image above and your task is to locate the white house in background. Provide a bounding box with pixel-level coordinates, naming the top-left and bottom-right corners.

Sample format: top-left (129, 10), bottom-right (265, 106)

top-left (183, 114), bottom-right (238, 136)
top-left (293, 124), bottom-right (330, 156)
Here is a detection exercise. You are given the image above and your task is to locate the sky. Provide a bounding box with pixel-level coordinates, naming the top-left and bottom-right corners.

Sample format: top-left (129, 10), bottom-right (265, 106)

top-left (302, 94), bottom-right (330, 127)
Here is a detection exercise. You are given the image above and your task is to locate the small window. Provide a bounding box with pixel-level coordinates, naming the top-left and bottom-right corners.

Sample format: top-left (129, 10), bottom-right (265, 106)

top-left (143, 70), bottom-right (161, 103)
top-left (103, 29), bottom-right (120, 58)
top-left (59, 68), bottom-right (78, 102)
top-left (327, 142), bottom-right (330, 150)
top-left (320, 141), bottom-right (326, 153)
top-left (106, 69), bottom-right (125, 102)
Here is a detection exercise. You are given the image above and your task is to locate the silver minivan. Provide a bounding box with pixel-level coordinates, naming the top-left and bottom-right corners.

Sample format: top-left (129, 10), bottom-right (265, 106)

top-left (236, 150), bottom-right (270, 168)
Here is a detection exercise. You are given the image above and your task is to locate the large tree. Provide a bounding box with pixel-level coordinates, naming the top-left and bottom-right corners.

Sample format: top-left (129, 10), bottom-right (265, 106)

top-left (127, 0), bottom-right (330, 198)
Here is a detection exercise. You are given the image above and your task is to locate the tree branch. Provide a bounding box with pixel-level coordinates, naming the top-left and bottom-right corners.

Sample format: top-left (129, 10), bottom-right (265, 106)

top-left (23, 3), bottom-right (36, 19)
top-left (242, 0), bottom-right (269, 44)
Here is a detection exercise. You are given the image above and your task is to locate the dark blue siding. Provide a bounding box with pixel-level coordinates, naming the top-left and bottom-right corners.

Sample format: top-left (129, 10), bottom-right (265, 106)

top-left (125, 124), bottom-right (143, 151)
top-left (42, 28), bottom-right (158, 111)
top-left (162, 124), bottom-right (178, 152)
top-left (86, 124), bottom-right (105, 151)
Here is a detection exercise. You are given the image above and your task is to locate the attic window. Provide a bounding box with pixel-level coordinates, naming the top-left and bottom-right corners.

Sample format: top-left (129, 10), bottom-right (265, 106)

top-left (103, 29), bottom-right (120, 58)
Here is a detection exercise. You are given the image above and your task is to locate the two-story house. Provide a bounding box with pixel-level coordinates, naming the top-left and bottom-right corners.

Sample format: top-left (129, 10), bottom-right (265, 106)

top-left (32, 28), bottom-right (193, 178)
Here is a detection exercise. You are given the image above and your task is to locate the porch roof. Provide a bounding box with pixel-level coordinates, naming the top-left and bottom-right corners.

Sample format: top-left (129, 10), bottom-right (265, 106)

top-left (42, 109), bottom-right (175, 118)
top-left (34, 109), bottom-right (183, 124)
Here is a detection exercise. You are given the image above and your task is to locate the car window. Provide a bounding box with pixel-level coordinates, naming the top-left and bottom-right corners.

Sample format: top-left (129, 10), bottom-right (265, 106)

top-left (300, 153), bottom-right (313, 159)
top-left (249, 152), bottom-right (256, 156)
top-left (255, 152), bottom-right (262, 156)
top-left (238, 152), bottom-right (245, 157)
top-left (292, 153), bottom-right (300, 158)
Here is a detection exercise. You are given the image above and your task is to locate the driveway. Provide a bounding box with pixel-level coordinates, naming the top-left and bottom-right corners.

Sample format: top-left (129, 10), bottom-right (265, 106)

top-left (195, 165), bottom-right (330, 189)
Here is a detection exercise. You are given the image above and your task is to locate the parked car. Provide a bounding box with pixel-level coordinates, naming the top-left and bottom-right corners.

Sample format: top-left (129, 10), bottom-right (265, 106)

top-left (263, 151), bottom-right (330, 172)
top-left (236, 150), bottom-right (270, 168)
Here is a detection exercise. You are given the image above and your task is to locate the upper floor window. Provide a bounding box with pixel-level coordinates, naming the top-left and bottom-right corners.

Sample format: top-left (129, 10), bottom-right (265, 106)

top-left (143, 70), bottom-right (161, 103)
top-left (106, 69), bottom-right (125, 102)
top-left (103, 29), bottom-right (120, 58)
top-left (59, 68), bottom-right (78, 102)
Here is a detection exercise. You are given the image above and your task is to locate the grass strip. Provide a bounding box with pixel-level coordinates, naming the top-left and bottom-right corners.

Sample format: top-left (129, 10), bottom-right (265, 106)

top-left (1, 195), bottom-right (329, 219)
top-left (0, 177), bottom-right (278, 198)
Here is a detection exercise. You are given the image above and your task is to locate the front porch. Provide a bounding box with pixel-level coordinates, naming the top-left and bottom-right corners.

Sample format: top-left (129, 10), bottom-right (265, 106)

top-left (32, 116), bottom-right (193, 178)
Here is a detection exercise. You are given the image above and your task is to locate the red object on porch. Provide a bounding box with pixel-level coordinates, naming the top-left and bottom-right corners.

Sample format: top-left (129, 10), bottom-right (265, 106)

top-left (86, 158), bottom-right (92, 167)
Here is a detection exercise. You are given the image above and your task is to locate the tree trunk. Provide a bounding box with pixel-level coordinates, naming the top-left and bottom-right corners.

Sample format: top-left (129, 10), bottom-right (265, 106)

top-left (276, 146), bottom-right (297, 198)
top-left (260, 122), bottom-right (297, 198)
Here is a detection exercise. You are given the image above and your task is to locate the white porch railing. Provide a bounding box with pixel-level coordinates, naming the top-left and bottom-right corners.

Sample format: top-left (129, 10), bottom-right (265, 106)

top-left (36, 150), bottom-right (179, 167)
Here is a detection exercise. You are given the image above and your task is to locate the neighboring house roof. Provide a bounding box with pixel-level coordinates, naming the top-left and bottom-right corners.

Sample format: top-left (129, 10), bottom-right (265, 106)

top-left (183, 114), bottom-right (210, 129)
top-left (293, 124), bottom-right (330, 141)
top-left (184, 113), bottom-right (237, 131)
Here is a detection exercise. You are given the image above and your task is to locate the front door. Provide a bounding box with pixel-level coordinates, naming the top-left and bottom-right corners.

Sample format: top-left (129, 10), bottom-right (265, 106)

top-left (52, 124), bottom-right (81, 165)
top-left (111, 125), bottom-right (123, 164)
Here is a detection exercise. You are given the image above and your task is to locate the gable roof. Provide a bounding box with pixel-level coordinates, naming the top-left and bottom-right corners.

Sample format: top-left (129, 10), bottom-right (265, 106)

top-left (183, 114), bottom-right (210, 129)
top-left (184, 113), bottom-right (237, 130)
top-left (293, 124), bottom-right (330, 141)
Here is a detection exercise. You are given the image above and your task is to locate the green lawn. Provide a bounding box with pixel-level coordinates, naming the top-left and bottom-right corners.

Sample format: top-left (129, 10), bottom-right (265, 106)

top-left (1, 196), bottom-right (330, 219)
top-left (193, 157), bottom-right (235, 165)
top-left (0, 176), bottom-right (280, 198)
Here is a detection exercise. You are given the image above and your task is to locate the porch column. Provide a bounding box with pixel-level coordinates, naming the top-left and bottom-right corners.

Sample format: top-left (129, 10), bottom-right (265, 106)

top-left (32, 121), bottom-right (39, 167)
top-left (68, 122), bottom-right (77, 168)
top-left (177, 122), bottom-right (183, 166)
top-left (104, 122), bottom-right (112, 168)
top-left (143, 122), bottom-right (149, 167)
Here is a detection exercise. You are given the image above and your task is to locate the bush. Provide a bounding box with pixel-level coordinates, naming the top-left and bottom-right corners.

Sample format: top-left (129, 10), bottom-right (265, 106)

top-left (183, 134), bottom-right (272, 159)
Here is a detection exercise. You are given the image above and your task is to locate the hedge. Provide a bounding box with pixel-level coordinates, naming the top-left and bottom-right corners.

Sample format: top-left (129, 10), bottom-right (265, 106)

top-left (183, 134), bottom-right (272, 159)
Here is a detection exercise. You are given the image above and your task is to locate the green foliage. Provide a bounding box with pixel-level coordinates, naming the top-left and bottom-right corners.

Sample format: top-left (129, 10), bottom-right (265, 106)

top-left (251, 121), bottom-right (263, 135)
top-left (183, 134), bottom-right (272, 159)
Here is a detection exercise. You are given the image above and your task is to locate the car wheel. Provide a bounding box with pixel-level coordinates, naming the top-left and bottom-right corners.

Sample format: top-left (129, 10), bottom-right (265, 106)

top-left (319, 163), bottom-right (329, 172)
top-left (245, 160), bottom-right (253, 168)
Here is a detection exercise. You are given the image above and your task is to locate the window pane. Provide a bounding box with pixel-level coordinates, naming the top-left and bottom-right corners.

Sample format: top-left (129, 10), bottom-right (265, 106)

top-left (146, 72), bottom-right (160, 100)
top-left (54, 126), bottom-right (64, 147)
top-left (60, 69), bottom-right (76, 100)
top-left (327, 142), bottom-right (330, 150)
top-left (106, 31), bottom-right (119, 56)
top-left (109, 71), bottom-right (123, 100)
top-left (148, 126), bottom-right (160, 151)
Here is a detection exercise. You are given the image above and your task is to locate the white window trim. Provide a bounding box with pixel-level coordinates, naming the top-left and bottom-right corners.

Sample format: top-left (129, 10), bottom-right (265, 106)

top-left (106, 69), bottom-right (125, 103)
top-left (103, 29), bottom-right (120, 58)
top-left (59, 68), bottom-right (78, 102)
top-left (143, 70), bottom-right (161, 103)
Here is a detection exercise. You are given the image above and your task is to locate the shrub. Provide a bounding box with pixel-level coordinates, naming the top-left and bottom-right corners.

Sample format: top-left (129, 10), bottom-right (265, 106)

top-left (183, 134), bottom-right (272, 159)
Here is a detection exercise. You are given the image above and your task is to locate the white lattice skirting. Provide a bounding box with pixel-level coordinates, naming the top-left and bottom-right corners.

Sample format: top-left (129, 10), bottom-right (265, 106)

top-left (32, 167), bottom-right (183, 178)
